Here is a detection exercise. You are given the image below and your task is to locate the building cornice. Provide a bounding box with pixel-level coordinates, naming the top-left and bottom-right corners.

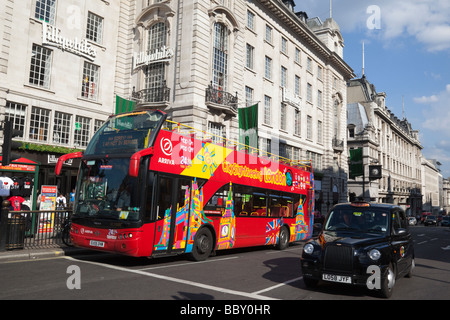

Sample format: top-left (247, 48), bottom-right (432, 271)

top-left (257, 0), bottom-right (355, 79)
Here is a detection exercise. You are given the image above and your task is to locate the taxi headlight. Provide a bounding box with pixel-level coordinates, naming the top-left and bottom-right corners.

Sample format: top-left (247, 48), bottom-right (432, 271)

top-left (303, 243), bottom-right (315, 255)
top-left (368, 249), bottom-right (381, 261)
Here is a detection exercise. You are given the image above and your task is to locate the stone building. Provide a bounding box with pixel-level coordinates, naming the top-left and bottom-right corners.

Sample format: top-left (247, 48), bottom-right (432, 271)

top-left (347, 75), bottom-right (423, 216)
top-left (0, 0), bottom-right (122, 196)
top-left (1, 0), bottom-right (354, 213)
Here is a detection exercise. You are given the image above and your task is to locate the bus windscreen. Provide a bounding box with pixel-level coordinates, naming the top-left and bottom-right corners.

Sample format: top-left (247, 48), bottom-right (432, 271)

top-left (84, 110), bottom-right (164, 155)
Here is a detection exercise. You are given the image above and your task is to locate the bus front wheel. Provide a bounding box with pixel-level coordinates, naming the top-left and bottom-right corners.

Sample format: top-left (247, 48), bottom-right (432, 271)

top-left (189, 227), bottom-right (213, 261)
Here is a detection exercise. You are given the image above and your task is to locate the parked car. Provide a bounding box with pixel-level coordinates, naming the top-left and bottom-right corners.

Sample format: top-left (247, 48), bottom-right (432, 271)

top-left (424, 215), bottom-right (438, 226)
top-left (441, 216), bottom-right (450, 227)
top-left (420, 212), bottom-right (431, 224)
top-left (301, 202), bottom-right (414, 298)
top-left (408, 217), bottom-right (417, 226)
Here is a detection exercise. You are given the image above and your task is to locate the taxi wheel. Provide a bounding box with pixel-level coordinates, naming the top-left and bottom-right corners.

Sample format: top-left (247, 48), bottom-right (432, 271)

top-left (379, 263), bottom-right (396, 298)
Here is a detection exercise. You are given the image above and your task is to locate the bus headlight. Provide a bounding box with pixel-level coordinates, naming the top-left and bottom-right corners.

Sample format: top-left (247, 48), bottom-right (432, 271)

top-left (368, 249), bottom-right (381, 261)
top-left (303, 243), bottom-right (315, 255)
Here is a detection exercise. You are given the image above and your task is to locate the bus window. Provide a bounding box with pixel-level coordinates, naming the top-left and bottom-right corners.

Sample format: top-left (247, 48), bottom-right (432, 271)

top-left (157, 176), bottom-right (173, 220)
top-left (143, 172), bottom-right (156, 221)
top-left (204, 184), bottom-right (229, 215)
top-left (253, 192), bottom-right (267, 216)
top-left (269, 192), bottom-right (299, 218)
top-left (233, 185), bottom-right (267, 217)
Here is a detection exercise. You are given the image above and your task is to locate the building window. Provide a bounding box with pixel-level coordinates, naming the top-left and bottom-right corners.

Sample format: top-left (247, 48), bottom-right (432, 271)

top-left (334, 99), bottom-right (340, 139)
top-left (307, 57), bottom-right (313, 73)
top-left (212, 23), bottom-right (228, 92)
top-left (265, 56), bottom-right (272, 80)
top-left (306, 83), bottom-right (312, 102)
top-left (317, 65), bottom-right (323, 80)
top-left (246, 43), bottom-right (254, 69)
top-left (260, 138), bottom-right (271, 156)
top-left (281, 66), bottom-right (287, 88)
top-left (247, 10), bottom-right (255, 30)
top-left (144, 22), bottom-right (168, 102)
top-left (318, 120), bottom-right (323, 144)
top-left (5, 102), bottom-right (26, 138)
top-left (208, 122), bottom-right (224, 144)
top-left (295, 48), bottom-right (301, 64)
top-left (35, 0), bottom-right (56, 24)
top-left (81, 61), bottom-right (99, 100)
top-left (295, 75), bottom-right (300, 96)
top-left (294, 110), bottom-right (301, 136)
top-left (281, 37), bottom-right (288, 54)
top-left (94, 119), bottom-right (104, 133)
top-left (29, 44), bottom-right (52, 88)
top-left (86, 12), bottom-right (103, 44)
top-left (317, 90), bottom-right (323, 108)
top-left (29, 106), bottom-right (50, 142)
top-left (265, 25), bottom-right (272, 43)
top-left (307, 115), bottom-right (312, 140)
top-left (53, 111), bottom-right (72, 145)
top-left (280, 103), bottom-right (286, 131)
top-left (245, 86), bottom-right (253, 106)
top-left (148, 22), bottom-right (166, 51)
top-left (264, 95), bottom-right (271, 125)
top-left (74, 115), bottom-right (91, 147)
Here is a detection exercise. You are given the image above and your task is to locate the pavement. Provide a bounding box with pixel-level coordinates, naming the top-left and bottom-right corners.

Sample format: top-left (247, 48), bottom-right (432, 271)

top-left (0, 246), bottom-right (93, 263)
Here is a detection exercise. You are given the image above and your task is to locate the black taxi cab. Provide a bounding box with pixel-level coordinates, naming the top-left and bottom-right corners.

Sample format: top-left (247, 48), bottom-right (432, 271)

top-left (300, 202), bottom-right (414, 298)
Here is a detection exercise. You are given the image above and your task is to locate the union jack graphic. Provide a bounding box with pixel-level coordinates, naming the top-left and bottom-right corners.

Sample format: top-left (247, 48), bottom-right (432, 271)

top-left (265, 218), bottom-right (283, 245)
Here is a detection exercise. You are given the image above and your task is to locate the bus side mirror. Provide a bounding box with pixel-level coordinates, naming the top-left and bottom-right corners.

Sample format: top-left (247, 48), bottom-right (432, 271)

top-left (129, 147), bottom-right (154, 177)
top-left (55, 152), bottom-right (83, 175)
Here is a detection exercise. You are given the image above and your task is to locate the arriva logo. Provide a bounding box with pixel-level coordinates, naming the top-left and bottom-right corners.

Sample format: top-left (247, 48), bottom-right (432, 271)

top-left (161, 137), bottom-right (173, 156)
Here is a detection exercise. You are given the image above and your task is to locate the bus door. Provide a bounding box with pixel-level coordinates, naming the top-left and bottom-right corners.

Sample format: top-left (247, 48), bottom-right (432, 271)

top-left (152, 175), bottom-right (192, 255)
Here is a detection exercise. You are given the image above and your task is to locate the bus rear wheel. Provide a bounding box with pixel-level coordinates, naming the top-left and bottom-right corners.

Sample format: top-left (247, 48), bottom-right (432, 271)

top-left (277, 226), bottom-right (289, 250)
top-left (189, 227), bottom-right (213, 261)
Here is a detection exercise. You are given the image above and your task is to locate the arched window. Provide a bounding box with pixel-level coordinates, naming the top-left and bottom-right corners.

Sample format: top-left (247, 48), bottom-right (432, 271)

top-left (144, 22), bottom-right (167, 102)
top-left (212, 22), bottom-right (229, 92)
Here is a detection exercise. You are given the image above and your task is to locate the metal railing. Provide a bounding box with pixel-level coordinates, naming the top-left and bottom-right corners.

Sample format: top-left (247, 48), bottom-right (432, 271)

top-left (0, 206), bottom-right (72, 251)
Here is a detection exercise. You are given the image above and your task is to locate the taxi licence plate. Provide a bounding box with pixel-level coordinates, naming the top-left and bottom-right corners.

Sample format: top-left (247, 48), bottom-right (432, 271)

top-left (322, 273), bottom-right (351, 284)
top-left (89, 240), bottom-right (105, 248)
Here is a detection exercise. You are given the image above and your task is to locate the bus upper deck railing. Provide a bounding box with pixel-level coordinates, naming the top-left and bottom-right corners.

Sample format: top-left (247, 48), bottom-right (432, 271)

top-left (163, 119), bottom-right (313, 172)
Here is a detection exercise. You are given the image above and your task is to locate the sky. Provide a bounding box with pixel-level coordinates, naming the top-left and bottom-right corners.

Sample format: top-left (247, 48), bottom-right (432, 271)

top-left (294, 0), bottom-right (450, 177)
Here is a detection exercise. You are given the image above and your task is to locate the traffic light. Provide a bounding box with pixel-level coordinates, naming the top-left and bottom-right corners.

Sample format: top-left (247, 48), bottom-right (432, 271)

top-left (1, 120), bottom-right (23, 166)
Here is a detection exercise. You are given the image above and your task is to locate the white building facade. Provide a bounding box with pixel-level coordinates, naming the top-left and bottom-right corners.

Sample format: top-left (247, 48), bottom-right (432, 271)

top-left (0, 0), bottom-right (122, 193)
top-left (347, 76), bottom-right (423, 217)
top-left (1, 0), bottom-right (354, 211)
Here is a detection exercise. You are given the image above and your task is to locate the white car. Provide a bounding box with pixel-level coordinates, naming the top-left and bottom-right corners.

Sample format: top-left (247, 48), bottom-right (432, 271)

top-left (408, 217), bottom-right (417, 225)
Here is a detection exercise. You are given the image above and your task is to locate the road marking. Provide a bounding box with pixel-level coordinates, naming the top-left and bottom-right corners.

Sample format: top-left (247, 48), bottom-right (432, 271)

top-left (417, 241), bottom-right (428, 245)
top-left (137, 256), bottom-right (239, 271)
top-left (442, 245), bottom-right (450, 251)
top-left (252, 276), bottom-right (303, 295)
top-left (64, 256), bottom-right (278, 300)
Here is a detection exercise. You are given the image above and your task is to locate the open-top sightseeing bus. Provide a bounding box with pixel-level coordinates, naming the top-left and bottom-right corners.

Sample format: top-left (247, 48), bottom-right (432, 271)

top-left (56, 109), bottom-right (315, 260)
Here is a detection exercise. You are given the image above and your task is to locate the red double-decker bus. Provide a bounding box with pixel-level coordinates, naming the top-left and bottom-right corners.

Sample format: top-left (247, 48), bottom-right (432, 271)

top-left (56, 109), bottom-right (314, 260)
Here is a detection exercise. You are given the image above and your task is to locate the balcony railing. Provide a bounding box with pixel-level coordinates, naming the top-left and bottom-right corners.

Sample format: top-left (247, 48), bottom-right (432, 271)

top-left (205, 83), bottom-right (238, 114)
top-left (132, 85), bottom-right (170, 105)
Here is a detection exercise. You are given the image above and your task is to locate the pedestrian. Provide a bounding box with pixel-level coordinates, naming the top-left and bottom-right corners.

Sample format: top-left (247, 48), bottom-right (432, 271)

top-left (56, 193), bottom-right (67, 210)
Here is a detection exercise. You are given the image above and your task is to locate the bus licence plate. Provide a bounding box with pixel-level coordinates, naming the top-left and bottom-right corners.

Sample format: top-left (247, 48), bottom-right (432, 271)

top-left (322, 273), bottom-right (351, 284)
top-left (90, 240), bottom-right (105, 248)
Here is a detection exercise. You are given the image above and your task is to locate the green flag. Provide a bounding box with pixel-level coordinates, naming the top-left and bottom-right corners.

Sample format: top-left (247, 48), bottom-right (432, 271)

top-left (238, 103), bottom-right (258, 150)
top-left (115, 95), bottom-right (136, 114)
top-left (349, 147), bottom-right (363, 179)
